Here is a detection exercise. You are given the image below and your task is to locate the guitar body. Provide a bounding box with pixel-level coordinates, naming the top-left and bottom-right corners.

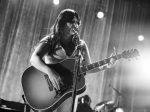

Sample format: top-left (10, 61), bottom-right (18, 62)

top-left (21, 58), bottom-right (86, 111)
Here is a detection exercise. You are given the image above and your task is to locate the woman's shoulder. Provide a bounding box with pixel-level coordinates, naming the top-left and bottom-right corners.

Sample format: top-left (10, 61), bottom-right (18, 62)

top-left (40, 33), bottom-right (54, 44)
top-left (33, 34), bottom-right (54, 50)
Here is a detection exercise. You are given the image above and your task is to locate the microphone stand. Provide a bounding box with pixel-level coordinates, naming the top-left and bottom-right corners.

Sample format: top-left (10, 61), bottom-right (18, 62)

top-left (109, 84), bottom-right (122, 96)
top-left (109, 84), bottom-right (122, 109)
top-left (71, 45), bottom-right (82, 112)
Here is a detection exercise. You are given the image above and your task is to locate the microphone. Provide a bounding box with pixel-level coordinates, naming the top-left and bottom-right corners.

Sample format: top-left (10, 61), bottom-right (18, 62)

top-left (72, 29), bottom-right (80, 46)
top-left (72, 35), bottom-right (79, 46)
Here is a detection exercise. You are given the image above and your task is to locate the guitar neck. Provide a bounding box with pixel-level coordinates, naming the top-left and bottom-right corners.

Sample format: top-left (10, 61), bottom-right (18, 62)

top-left (80, 53), bottom-right (122, 73)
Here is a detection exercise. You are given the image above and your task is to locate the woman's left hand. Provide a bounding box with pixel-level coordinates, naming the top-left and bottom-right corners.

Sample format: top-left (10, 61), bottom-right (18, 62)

top-left (107, 47), bottom-right (118, 68)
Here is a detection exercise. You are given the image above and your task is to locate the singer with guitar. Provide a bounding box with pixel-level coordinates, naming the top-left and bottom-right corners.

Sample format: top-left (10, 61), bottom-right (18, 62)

top-left (23, 9), bottom-right (118, 112)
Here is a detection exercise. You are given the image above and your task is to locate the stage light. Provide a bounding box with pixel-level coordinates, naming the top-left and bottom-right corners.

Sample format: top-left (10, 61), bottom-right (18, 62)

top-left (53, 0), bottom-right (59, 5)
top-left (97, 11), bottom-right (104, 19)
top-left (138, 35), bottom-right (144, 41)
top-left (115, 107), bottom-right (124, 112)
top-left (96, 0), bottom-right (105, 19)
top-left (124, 49), bottom-right (150, 107)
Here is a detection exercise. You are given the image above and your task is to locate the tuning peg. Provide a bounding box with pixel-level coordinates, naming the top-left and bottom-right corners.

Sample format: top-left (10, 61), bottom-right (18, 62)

top-left (136, 56), bottom-right (141, 60)
top-left (113, 47), bottom-right (117, 55)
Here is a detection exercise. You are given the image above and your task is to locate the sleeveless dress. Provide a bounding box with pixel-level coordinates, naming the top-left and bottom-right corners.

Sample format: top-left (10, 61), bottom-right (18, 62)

top-left (36, 35), bottom-right (85, 112)
top-left (39, 35), bottom-right (85, 65)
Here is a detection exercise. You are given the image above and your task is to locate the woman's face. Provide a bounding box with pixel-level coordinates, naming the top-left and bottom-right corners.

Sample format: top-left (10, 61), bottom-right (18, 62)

top-left (62, 17), bottom-right (79, 40)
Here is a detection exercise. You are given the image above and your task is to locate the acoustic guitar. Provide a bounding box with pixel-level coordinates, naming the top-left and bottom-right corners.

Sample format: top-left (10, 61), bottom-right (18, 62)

top-left (21, 49), bottom-right (139, 111)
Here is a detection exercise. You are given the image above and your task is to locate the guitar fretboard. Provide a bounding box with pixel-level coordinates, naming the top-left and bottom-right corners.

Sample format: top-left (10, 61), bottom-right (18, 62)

top-left (80, 54), bottom-right (122, 73)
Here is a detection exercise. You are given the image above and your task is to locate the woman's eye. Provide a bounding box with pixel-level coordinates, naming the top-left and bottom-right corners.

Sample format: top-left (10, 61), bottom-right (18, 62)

top-left (66, 23), bottom-right (72, 28)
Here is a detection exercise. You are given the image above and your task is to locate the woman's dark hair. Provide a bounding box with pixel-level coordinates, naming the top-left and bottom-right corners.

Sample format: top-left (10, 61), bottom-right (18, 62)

top-left (45, 9), bottom-right (81, 55)
top-left (53, 9), bottom-right (81, 34)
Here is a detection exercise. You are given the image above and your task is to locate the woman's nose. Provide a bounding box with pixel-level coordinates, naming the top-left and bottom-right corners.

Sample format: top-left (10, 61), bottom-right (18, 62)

top-left (72, 24), bottom-right (79, 31)
top-left (74, 24), bottom-right (79, 29)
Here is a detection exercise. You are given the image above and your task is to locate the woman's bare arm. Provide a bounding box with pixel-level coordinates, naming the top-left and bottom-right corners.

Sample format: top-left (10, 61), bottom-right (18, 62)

top-left (30, 42), bottom-right (60, 90)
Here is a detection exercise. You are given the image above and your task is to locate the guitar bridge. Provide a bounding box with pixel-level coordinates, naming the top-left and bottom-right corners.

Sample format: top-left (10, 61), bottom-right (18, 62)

top-left (44, 75), bottom-right (53, 91)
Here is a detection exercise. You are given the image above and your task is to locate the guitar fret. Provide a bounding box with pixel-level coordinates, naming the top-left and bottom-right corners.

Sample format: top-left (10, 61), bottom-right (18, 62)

top-left (103, 59), bottom-right (108, 64)
top-left (98, 61), bottom-right (103, 65)
top-left (87, 65), bottom-right (92, 70)
top-left (94, 62), bottom-right (100, 68)
top-left (91, 63), bottom-right (95, 68)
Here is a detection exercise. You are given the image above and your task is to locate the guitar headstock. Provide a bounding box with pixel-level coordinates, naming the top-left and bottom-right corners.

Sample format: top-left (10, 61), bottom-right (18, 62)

top-left (121, 49), bottom-right (140, 59)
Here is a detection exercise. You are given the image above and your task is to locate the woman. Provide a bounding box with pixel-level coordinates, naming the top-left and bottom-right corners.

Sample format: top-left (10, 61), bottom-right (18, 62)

top-left (30, 9), bottom-right (116, 112)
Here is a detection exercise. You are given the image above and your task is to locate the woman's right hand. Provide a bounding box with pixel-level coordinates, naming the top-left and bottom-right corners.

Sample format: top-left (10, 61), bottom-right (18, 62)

top-left (47, 69), bottom-right (60, 90)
